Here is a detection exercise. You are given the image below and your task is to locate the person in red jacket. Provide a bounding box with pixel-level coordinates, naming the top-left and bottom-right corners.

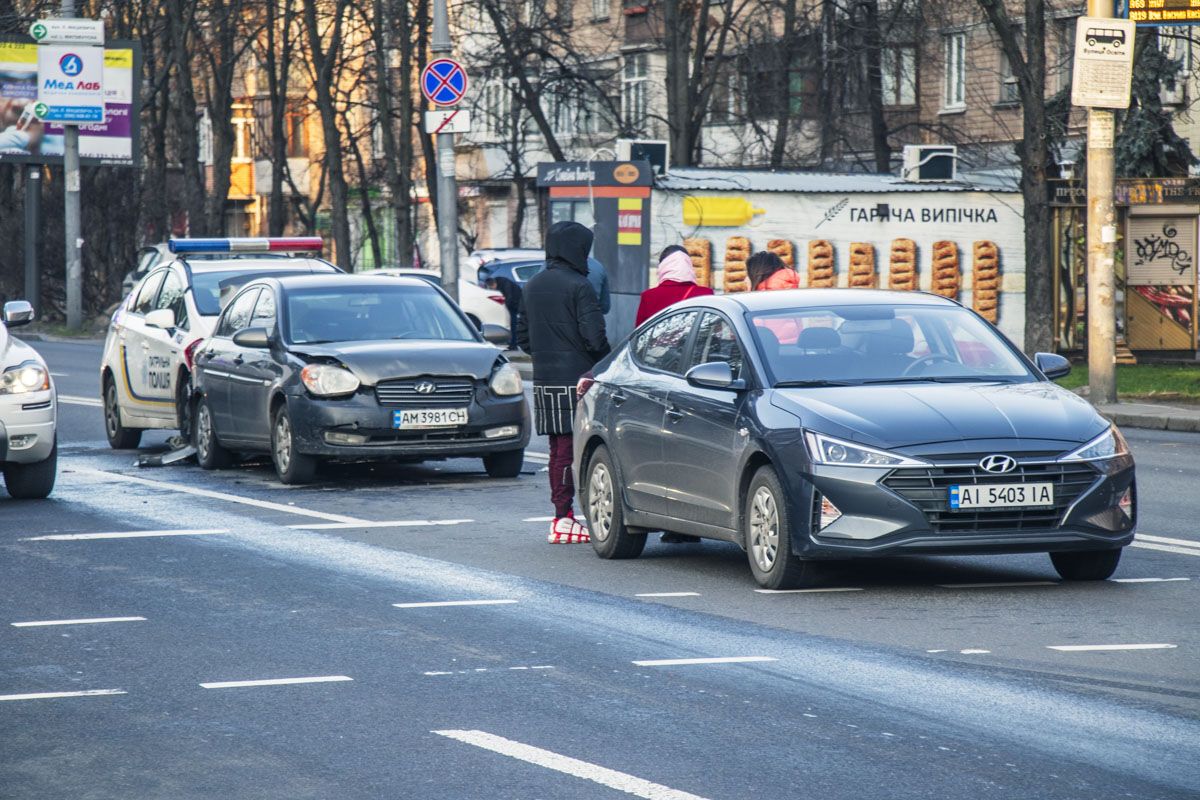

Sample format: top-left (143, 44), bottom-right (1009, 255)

top-left (635, 246), bottom-right (714, 326)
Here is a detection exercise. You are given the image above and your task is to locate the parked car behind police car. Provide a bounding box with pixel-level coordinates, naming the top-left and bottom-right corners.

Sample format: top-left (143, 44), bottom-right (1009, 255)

top-left (0, 301), bottom-right (56, 499)
top-left (99, 238), bottom-right (338, 449)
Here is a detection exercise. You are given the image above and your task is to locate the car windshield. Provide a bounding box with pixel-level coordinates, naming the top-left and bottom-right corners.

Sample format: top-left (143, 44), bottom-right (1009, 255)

top-left (286, 284), bottom-right (476, 345)
top-left (193, 265), bottom-right (333, 315)
top-left (749, 304), bottom-right (1033, 386)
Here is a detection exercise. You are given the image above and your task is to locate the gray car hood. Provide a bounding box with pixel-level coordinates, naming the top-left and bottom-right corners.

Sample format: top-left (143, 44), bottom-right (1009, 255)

top-left (290, 339), bottom-right (501, 384)
top-left (770, 381), bottom-right (1108, 450)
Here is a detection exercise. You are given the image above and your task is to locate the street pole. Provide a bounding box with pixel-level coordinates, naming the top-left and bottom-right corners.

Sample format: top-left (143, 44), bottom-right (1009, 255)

top-left (432, 0), bottom-right (459, 302)
top-left (60, 0), bottom-right (84, 331)
top-left (24, 167), bottom-right (41, 308)
top-left (1086, 0), bottom-right (1117, 405)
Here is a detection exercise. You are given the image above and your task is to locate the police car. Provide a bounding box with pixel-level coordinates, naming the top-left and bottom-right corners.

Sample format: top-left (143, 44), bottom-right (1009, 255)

top-left (99, 238), bottom-right (339, 449)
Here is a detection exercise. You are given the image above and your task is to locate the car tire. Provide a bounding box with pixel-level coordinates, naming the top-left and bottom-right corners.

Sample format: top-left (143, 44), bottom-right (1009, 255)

top-left (271, 403), bottom-right (317, 485)
top-left (745, 465), bottom-right (812, 590)
top-left (483, 449), bottom-right (524, 478)
top-left (176, 371), bottom-right (194, 442)
top-left (3, 439), bottom-right (57, 499)
top-left (584, 445), bottom-right (646, 559)
top-left (103, 377), bottom-right (142, 450)
top-left (1050, 548), bottom-right (1122, 581)
top-left (194, 395), bottom-right (232, 470)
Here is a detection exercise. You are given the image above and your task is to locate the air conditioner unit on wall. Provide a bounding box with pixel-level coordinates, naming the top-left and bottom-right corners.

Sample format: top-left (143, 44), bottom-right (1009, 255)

top-left (617, 139), bottom-right (670, 175)
top-left (903, 145), bottom-right (957, 182)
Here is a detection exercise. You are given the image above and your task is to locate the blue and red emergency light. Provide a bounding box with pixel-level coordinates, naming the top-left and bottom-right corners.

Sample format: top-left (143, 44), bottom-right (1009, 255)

top-left (167, 237), bottom-right (323, 255)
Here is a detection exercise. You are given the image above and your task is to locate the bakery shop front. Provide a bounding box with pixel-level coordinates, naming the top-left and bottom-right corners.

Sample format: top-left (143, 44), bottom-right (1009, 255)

top-left (648, 168), bottom-right (1028, 348)
top-left (1051, 178), bottom-right (1200, 357)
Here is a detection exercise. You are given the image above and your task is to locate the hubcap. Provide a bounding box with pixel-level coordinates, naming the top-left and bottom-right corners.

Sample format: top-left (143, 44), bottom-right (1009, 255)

top-left (749, 486), bottom-right (780, 571)
top-left (588, 462), bottom-right (614, 542)
top-left (274, 414), bottom-right (292, 472)
top-left (196, 404), bottom-right (212, 459)
top-left (104, 384), bottom-right (118, 436)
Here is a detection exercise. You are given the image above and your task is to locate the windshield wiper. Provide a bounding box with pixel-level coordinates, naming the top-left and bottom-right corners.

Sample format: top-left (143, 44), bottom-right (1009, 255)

top-left (857, 376), bottom-right (1018, 385)
top-left (774, 379), bottom-right (856, 388)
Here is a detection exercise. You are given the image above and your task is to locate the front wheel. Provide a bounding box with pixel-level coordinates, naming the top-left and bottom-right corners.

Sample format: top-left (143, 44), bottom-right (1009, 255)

top-left (584, 446), bottom-right (645, 559)
top-left (272, 404), bottom-right (317, 485)
top-left (745, 465), bottom-right (813, 589)
top-left (1050, 549), bottom-right (1122, 581)
top-left (103, 378), bottom-right (141, 449)
top-left (483, 449), bottom-right (524, 478)
top-left (194, 396), bottom-right (232, 470)
top-left (3, 440), bottom-right (57, 499)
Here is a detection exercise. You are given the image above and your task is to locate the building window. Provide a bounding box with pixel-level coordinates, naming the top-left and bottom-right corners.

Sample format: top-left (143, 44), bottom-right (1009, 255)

top-left (998, 50), bottom-right (1019, 104)
top-left (233, 114), bottom-right (253, 161)
top-left (943, 32), bottom-right (966, 110)
top-left (709, 60), bottom-right (740, 124)
top-left (479, 76), bottom-right (512, 137)
top-left (1056, 17), bottom-right (1077, 95)
top-left (591, 0), bottom-right (608, 20)
top-left (882, 46), bottom-right (917, 107)
top-left (622, 53), bottom-right (648, 131)
top-left (558, 0), bottom-right (573, 26)
top-left (286, 105), bottom-right (308, 158)
top-left (1159, 28), bottom-right (1191, 105)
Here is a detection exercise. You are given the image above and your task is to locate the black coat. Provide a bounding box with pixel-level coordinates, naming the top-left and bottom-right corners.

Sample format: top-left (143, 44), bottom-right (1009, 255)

top-left (490, 275), bottom-right (522, 314)
top-left (516, 221), bottom-right (609, 385)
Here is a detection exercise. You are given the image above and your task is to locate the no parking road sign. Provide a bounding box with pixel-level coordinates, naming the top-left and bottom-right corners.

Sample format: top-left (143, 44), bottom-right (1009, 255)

top-left (421, 58), bottom-right (468, 107)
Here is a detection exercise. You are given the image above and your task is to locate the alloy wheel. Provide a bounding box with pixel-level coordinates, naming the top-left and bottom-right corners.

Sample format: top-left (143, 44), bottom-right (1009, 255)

top-left (104, 383), bottom-right (119, 438)
top-left (750, 486), bottom-right (780, 571)
top-left (196, 403), bottom-right (213, 461)
top-left (588, 462), bottom-right (614, 542)
top-left (274, 413), bottom-right (292, 473)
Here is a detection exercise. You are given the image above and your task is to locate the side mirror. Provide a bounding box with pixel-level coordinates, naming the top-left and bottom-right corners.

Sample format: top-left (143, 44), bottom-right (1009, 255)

top-left (2, 300), bottom-right (35, 328)
top-left (481, 323), bottom-right (509, 345)
top-left (233, 327), bottom-right (271, 348)
top-left (685, 361), bottom-right (746, 391)
top-left (144, 308), bottom-right (176, 330)
top-left (1035, 352), bottom-right (1071, 380)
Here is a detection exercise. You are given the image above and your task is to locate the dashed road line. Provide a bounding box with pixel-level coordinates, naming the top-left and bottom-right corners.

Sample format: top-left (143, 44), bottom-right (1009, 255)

top-left (524, 452), bottom-right (550, 462)
top-left (1133, 534), bottom-right (1200, 557)
top-left (199, 675), bottom-right (353, 689)
top-left (424, 665), bottom-right (554, 676)
top-left (288, 519), bottom-right (474, 530)
top-left (959, 649), bottom-right (991, 655)
top-left (392, 599), bottom-right (518, 609)
top-left (57, 394), bottom-right (102, 407)
top-left (936, 581), bottom-right (1059, 589)
top-left (12, 616), bottom-right (146, 627)
top-left (1046, 643), bottom-right (1177, 652)
top-left (754, 587), bottom-right (863, 594)
top-left (0, 689), bottom-right (126, 702)
top-left (433, 729), bottom-right (711, 800)
top-left (523, 516), bottom-right (554, 522)
top-left (636, 592), bottom-right (700, 598)
top-left (1110, 577), bottom-right (1191, 583)
top-left (632, 656), bottom-right (777, 667)
top-left (22, 529), bottom-right (228, 542)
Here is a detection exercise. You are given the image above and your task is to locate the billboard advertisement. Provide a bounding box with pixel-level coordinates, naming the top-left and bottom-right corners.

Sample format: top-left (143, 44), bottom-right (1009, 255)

top-left (0, 38), bottom-right (139, 166)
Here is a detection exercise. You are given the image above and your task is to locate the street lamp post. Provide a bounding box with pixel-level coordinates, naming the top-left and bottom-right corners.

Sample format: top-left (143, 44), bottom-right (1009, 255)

top-left (432, 0), bottom-right (459, 302)
top-left (1086, 0), bottom-right (1118, 405)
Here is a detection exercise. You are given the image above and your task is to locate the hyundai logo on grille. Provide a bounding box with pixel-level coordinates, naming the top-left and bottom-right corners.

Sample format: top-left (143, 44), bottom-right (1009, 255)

top-left (415, 381), bottom-right (437, 394)
top-left (979, 454), bottom-right (1017, 474)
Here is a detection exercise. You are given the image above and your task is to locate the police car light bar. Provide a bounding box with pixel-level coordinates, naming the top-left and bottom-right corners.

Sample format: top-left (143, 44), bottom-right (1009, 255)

top-left (168, 237), bottom-right (323, 255)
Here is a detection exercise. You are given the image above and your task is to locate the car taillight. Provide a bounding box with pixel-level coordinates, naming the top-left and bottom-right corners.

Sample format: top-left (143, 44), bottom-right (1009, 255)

top-left (184, 338), bottom-right (203, 370)
top-left (488, 294), bottom-right (506, 305)
top-left (576, 372), bottom-right (595, 398)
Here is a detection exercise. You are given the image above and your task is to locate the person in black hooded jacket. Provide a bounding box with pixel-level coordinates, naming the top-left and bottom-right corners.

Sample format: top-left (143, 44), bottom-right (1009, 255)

top-left (516, 221), bottom-right (610, 543)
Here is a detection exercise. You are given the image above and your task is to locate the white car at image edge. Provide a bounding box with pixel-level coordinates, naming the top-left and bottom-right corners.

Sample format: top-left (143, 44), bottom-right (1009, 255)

top-left (0, 300), bottom-right (57, 499)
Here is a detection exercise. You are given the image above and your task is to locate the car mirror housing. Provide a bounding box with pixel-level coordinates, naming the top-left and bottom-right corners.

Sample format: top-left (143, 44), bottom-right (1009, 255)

top-left (144, 308), bottom-right (176, 330)
top-left (1034, 352), bottom-right (1071, 380)
top-left (686, 361), bottom-right (746, 391)
top-left (480, 323), bottom-right (509, 344)
top-left (2, 300), bottom-right (35, 328)
top-left (233, 327), bottom-right (271, 349)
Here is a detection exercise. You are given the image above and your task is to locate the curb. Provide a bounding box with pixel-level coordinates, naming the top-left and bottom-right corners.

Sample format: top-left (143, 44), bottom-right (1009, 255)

top-left (1094, 406), bottom-right (1200, 433)
top-left (19, 332), bottom-right (106, 344)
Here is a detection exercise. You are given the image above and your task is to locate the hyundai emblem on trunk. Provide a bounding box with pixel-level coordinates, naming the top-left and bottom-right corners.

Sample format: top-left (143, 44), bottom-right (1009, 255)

top-left (979, 454), bottom-right (1017, 474)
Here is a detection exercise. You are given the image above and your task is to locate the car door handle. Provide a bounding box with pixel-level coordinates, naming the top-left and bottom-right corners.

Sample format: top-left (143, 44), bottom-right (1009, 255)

top-left (232, 355), bottom-right (244, 366)
top-left (611, 391), bottom-right (627, 406)
top-left (666, 407), bottom-right (684, 423)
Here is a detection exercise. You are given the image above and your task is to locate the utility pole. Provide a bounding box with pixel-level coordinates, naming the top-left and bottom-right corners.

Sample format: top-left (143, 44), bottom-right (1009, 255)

top-left (432, 0), bottom-right (459, 302)
top-left (61, 0), bottom-right (83, 331)
top-left (1085, 0), bottom-right (1117, 405)
top-left (24, 168), bottom-right (41, 308)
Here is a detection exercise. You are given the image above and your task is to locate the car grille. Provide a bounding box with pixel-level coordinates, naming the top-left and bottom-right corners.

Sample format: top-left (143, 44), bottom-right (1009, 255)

top-left (375, 378), bottom-right (475, 407)
top-left (882, 462), bottom-right (1099, 533)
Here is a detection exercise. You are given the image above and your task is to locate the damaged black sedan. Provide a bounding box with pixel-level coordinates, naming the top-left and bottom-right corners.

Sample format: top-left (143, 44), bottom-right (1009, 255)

top-left (192, 274), bottom-right (529, 484)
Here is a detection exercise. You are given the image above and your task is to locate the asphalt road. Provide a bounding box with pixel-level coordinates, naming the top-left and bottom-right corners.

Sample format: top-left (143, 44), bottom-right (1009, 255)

top-left (2, 339), bottom-right (1198, 799)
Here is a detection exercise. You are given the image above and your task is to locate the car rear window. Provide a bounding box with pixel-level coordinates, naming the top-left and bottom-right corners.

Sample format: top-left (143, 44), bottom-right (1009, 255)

top-left (191, 263), bottom-right (337, 315)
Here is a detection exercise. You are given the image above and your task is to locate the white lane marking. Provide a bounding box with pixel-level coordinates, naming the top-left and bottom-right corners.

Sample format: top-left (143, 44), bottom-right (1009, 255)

top-left (22, 529), bottom-right (228, 542)
top-left (1110, 577), bottom-right (1191, 583)
top-left (636, 592), bottom-right (700, 598)
top-left (1047, 643), bottom-right (1178, 652)
top-left (632, 656), bottom-right (777, 667)
top-left (524, 516), bottom-right (554, 522)
top-left (0, 689), bottom-right (126, 702)
top-left (12, 616), bottom-right (146, 627)
top-left (937, 581), bottom-right (1059, 589)
top-left (525, 452), bottom-right (550, 462)
top-left (199, 675), bottom-right (353, 689)
top-left (754, 587), bottom-right (863, 594)
top-left (433, 729), bottom-right (711, 800)
top-left (926, 649), bottom-right (948, 653)
top-left (1131, 542), bottom-right (1200, 557)
top-left (49, 372), bottom-right (69, 377)
top-left (392, 599), bottom-right (518, 608)
top-left (1137, 534), bottom-right (1200, 549)
top-left (424, 665), bottom-right (555, 676)
top-left (74, 468), bottom-right (363, 523)
top-left (288, 519), bottom-right (473, 530)
top-left (57, 394), bottom-right (102, 407)
top-left (959, 649), bottom-right (991, 655)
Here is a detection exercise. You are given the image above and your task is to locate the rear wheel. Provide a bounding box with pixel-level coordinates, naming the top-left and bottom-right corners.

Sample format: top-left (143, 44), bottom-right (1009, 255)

top-left (194, 396), bottom-right (232, 470)
top-left (1050, 549), bottom-right (1122, 581)
top-left (103, 377), bottom-right (141, 449)
top-left (745, 466), bottom-right (813, 589)
top-left (3, 440), bottom-right (57, 499)
top-left (175, 371), bottom-right (194, 442)
top-left (272, 404), bottom-right (317, 485)
top-left (585, 446), bottom-right (645, 559)
top-left (483, 449), bottom-right (524, 478)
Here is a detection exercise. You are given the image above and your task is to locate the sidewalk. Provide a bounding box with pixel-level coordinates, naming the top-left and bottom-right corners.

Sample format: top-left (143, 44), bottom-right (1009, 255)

top-left (1092, 400), bottom-right (1200, 433)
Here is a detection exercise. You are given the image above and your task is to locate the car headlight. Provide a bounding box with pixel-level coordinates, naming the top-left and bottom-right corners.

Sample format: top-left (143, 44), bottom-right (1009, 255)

top-left (804, 431), bottom-right (927, 467)
top-left (300, 364), bottom-right (360, 397)
top-left (0, 361), bottom-right (50, 395)
top-left (489, 363), bottom-right (523, 396)
top-left (1063, 424), bottom-right (1130, 461)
